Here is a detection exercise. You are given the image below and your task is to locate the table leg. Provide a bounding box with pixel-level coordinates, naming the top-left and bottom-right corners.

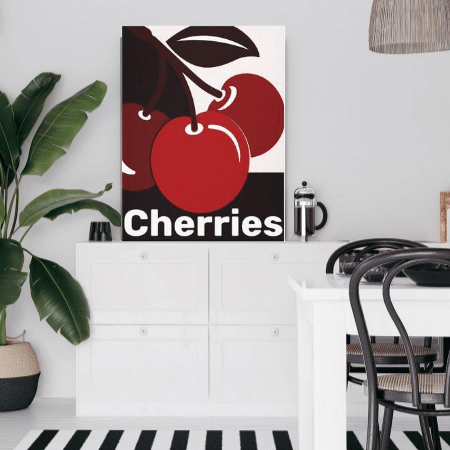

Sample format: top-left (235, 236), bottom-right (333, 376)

top-left (313, 300), bottom-right (347, 449)
top-left (297, 296), bottom-right (313, 450)
top-left (297, 296), bottom-right (347, 450)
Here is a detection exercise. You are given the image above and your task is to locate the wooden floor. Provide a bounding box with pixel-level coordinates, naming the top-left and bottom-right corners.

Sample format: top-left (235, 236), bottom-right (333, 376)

top-left (1, 398), bottom-right (449, 450)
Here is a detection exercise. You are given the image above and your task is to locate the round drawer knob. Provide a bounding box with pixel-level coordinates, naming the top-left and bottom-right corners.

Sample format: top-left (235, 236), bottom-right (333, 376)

top-left (139, 252), bottom-right (147, 260)
top-left (270, 253), bottom-right (279, 261)
top-left (139, 327), bottom-right (148, 336)
top-left (271, 327), bottom-right (279, 336)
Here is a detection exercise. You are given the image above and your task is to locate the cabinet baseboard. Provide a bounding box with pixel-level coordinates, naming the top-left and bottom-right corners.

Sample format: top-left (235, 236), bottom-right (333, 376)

top-left (76, 401), bottom-right (298, 417)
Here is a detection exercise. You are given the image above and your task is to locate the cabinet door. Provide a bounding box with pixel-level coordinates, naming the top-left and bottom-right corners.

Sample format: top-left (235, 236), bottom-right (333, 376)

top-left (77, 245), bottom-right (208, 324)
top-left (77, 325), bottom-right (208, 404)
top-left (210, 245), bottom-right (338, 324)
top-left (209, 325), bottom-right (297, 403)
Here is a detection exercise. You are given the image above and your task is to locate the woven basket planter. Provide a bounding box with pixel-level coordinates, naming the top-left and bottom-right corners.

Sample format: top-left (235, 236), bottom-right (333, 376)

top-left (0, 339), bottom-right (40, 412)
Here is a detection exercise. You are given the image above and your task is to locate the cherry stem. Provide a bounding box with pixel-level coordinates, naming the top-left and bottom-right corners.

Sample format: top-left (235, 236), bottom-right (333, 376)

top-left (164, 51), bottom-right (223, 99)
top-left (177, 72), bottom-right (198, 132)
top-left (146, 34), bottom-right (223, 99)
top-left (141, 31), bottom-right (224, 132)
top-left (143, 47), bottom-right (167, 116)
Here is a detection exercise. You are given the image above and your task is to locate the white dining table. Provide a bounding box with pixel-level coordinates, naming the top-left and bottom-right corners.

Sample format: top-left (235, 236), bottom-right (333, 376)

top-left (289, 273), bottom-right (450, 450)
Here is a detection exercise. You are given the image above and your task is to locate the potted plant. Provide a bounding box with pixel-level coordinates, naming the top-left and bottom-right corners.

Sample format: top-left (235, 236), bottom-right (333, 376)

top-left (0, 73), bottom-right (121, 412)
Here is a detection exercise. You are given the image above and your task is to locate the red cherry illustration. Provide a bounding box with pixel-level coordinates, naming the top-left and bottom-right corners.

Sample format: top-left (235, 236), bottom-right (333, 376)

top-left (208, 74), bottom-right (284, 158)
top-left (151, 111), bottom-right (250, 213)
top-left (122, 103), bottom-right (169, 191)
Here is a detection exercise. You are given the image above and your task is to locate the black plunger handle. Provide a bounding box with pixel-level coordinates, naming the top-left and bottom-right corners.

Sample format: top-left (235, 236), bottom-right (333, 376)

top-left (315, 202), bottom-right (328, 230)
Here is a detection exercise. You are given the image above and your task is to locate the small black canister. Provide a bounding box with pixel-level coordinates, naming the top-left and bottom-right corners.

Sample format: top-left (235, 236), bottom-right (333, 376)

top-left (89, 222), bottom-right (112, 241)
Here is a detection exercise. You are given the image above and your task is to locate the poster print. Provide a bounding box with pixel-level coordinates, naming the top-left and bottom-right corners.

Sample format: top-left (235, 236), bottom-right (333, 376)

top-left (122, 26), bottom-right (285, 241)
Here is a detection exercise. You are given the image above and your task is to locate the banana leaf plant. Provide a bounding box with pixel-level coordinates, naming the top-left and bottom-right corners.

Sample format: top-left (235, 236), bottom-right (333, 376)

top-left (0, 73), bottom-right (121, 346)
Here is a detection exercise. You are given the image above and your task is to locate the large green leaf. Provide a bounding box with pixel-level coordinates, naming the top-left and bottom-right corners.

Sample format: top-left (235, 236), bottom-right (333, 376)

top-left (44, 199), bottom-right (121, 227)
top-left (29, 255), bottom-right (90, 345)
top-left (0, 239), bottom-right (24, 271)
top-left (0, 240), bottom-right (26, 308)
top-left (19, 183), bottom-right (112, 228)
top-left (0, 269), bottom-right (28, 285)
top-left (22, 80), bottom-right (107, 176)
top-left (0, 270), bottom-right (28, 308)
top-left (0, 91), bottom-right (20, 173)
top-left (13, 73), bottom-right (61, 147)
top-left (0, 282), bottom-right (22, 308)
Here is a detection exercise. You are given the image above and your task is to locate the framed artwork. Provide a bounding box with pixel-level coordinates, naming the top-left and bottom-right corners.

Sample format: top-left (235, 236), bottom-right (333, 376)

top-left (122, 26), bottom-right (285, 241)
top-left (440, 192), bottom-right (450, 242)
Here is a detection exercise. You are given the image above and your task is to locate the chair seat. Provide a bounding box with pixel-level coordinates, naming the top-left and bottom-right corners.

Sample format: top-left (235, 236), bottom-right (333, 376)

top-left (347, 343), bottom-right (437, 365)
top-left (364, 373), bottom-right (446, 404)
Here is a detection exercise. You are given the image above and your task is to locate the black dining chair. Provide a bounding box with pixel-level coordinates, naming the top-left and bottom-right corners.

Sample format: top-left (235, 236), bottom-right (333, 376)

top-left (349, 248), bottom-right (450, 450)
top-left (326, 239), bottom-right (437, 387)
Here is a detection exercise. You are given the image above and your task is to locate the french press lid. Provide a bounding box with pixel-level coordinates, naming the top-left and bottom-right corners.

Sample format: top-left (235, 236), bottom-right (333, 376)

top-left (294, 181), bottom-right (316, 206)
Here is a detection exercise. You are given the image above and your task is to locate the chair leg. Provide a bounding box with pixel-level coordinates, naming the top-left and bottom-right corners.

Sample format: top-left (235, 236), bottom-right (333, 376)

top-left (366, 400), bottom-right (380, 450)
top-left (370, 422), bottom-right (381, 450)
top-left (346, 363), bottom-right (350, 389)
top-left (376, 422), bottom-right (381, 450)
top-left (427, 405), bottom-right (442, 450)
top-left (419, 412), bottom-right (434, 450)
top-left (380, 406), bottom-right (394, 450)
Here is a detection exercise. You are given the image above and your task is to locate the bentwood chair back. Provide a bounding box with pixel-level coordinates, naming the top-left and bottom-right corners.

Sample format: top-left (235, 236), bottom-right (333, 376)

top-left (349, 248), bottom-right (450, 450)
top-left (325, 238), bottom-right (426, 275)
top-left (326, 239), bottom-right (436, 387)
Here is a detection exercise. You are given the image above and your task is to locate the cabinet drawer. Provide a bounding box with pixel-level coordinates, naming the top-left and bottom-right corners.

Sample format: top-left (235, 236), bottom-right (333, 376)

top-left (77, 245), bottom-right (208, 324)
top-left (77, 325), bottom-right (208, 403)
top-left (210, 246), bottom-right (337, 324)
top-left (210, 325), bottom-right (297, 403)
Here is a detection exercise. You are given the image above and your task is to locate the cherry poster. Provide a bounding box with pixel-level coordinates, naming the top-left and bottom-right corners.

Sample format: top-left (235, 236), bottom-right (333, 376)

top-left (122, 26), bottom-right (285, 241)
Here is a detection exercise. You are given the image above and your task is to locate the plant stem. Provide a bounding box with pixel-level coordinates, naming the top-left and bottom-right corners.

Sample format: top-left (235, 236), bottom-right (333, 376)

top-left (2, 169), bottom-right (8, 237)
top-left (0, 162), bottom-right (5, 200)
top-left (5, 182), bottom-right (19, 237)
top-left (0, 163), bottom-right (5, 233)
top-left (19, 225), bottom-right (34, 244)
top-left (0, 307), bottom-right (6, 346)
top-left (4, 168), bottom-right (9, 211)
top-left (9, 178), bottom-right (21, 238)
top-left (3, 153), bottom-right (20, 238)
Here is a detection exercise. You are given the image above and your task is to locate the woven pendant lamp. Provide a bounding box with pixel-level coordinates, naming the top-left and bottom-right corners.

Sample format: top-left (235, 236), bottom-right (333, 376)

top-left (369, 0), bottom-right (450, 54)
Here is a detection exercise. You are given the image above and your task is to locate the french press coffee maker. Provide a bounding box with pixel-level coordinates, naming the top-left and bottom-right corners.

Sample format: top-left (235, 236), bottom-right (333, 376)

top-left (294, 182), bottom-right (328, 241)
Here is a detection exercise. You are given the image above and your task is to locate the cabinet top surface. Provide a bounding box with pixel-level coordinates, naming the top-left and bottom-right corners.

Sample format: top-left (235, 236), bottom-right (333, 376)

top-left (77, 241), bottom-right (349, 248)
top-left (77, 241), bottom-right (449, 248)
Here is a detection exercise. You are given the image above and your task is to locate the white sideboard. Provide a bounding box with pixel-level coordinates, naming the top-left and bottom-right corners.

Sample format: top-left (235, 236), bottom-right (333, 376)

top-left (76, 241), bottom-right (344, 416)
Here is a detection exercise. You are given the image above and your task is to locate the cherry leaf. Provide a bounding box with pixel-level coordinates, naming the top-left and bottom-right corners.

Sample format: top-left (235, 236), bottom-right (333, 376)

top-left (167, 26), bottom-right (259, 68)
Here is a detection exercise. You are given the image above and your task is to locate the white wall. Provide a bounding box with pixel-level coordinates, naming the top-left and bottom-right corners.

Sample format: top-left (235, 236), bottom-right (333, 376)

top-left (1, 0), bottom-right (449, 399)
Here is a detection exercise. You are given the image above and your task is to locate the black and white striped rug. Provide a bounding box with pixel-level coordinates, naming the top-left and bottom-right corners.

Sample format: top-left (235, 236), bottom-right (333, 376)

top-left (14, 430), bottom-right (450, 450)
top-left (348, 430), bottom-right (450, 449)
top-left (14, 430), bottom-right (295, 450)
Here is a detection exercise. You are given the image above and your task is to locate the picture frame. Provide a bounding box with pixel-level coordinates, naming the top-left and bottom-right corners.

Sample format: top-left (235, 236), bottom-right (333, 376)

top-left (121, 26), bottom-right (285, 241)
top-left (440, 192), bottom-right (450, 242)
